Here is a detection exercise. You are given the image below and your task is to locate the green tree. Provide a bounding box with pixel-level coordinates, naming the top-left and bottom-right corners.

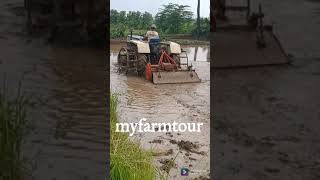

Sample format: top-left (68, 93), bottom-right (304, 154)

top-left (192, 17), bottom-right (210, 37)
top-left (134, 11), bottom-right (142, 27)
top-left (126, 11), bottom-right (135, 27)
top-left (141, 12), bottom-right (153, 29)
top-left (110, 9), bottom-right (119, 24)
top-left (155, 3), bottom-right (193, 34)
top-left (118, 11), bottom-right (127, 24)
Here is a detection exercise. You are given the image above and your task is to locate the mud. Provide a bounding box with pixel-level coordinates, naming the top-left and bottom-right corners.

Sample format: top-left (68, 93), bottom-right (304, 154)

top-left (110, 42), bottom-right (210, 179)
top-left (213, 61), bottom-right (320, 180)
top-left (177, 141), bottom-right (198, 152)
top-left (159, 158), bottom-right (176, 173)
top-left (0, 0), bottom-right (107, 179)
top-left (213, 0), bottom-right (320, 179)
top-left (149, 139), bottom-right (163, 144)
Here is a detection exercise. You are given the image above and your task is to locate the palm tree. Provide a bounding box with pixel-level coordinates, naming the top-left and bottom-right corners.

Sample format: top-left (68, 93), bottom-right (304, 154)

top-left (197, 0), bottom-right (200, 38)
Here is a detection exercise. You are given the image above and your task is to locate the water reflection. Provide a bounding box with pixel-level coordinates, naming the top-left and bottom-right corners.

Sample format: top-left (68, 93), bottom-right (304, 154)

top-left (182, 45), bottom-right (210, 62)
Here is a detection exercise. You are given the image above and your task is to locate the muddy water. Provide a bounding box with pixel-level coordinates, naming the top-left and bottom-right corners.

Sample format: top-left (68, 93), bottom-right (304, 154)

top-left (23, 47), bottom-right (107, 180)
top-left (110, 42), bottom-right (210, 179)
top-left (0, 1), bottom-right (107, 178)
top-left (5, 45), bottom-right (108, 180)
top-left (1, 43), bottom-right (107, 180)
top-left (213, 0), bottom-right (320, 179)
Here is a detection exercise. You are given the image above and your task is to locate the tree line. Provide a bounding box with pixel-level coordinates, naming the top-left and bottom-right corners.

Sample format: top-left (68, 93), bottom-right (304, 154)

top-left (110, 3), bottom-right (210, 39)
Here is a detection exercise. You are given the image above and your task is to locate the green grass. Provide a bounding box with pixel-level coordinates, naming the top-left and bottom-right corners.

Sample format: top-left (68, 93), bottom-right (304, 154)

top-left (0, 82), bottom-right (28, 180)
top-left (110, 94), bottom-right (156, 180)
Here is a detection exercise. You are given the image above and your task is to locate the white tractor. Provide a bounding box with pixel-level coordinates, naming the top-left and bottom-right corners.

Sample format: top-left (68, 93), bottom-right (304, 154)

top-left (117, 33), bottom-right (201, 84)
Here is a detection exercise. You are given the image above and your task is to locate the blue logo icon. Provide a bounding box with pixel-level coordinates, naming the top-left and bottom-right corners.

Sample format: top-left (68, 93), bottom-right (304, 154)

top-left (181, 167), bottom-right (189, 176)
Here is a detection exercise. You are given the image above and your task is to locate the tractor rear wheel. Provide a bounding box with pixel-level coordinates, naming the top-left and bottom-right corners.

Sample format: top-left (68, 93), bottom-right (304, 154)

top-left (172, 54), bottom-right (181, 67)
top-left (137, 54), bottom-right (148, 76)
top-left (117, 47), bottom-right (128, 72)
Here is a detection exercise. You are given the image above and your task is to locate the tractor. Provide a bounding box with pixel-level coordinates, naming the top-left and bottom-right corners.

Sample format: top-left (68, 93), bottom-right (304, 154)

top-left (117, 32), bottom-right (201, 84)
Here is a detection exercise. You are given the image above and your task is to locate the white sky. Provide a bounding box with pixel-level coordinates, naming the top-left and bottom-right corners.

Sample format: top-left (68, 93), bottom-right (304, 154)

top-left (110, 0), bottom-right (210, 18)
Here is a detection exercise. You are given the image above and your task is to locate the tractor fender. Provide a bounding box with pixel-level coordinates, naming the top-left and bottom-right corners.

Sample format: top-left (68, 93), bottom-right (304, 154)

top-left (130, 40), bottom-right (150, 53)
top-left (168, 42), bottom-right (182, 54)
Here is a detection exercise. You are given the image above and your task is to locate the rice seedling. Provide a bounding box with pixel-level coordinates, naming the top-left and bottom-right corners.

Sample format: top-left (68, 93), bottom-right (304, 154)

top-left (0, 80), bottom-right (29, 180)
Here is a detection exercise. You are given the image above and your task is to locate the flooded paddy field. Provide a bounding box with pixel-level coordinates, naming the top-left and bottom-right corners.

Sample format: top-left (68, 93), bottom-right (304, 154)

top-left (213, 0), bottom-right (320, 179)
top-left (110, 42), bottom-right (210, 179)
top-left (0, 0), bottom-right (107, 179)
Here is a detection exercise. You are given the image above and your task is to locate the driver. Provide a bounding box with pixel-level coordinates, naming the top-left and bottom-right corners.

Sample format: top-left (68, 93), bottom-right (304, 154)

top-left (145, 24), bottom-right (159, 41)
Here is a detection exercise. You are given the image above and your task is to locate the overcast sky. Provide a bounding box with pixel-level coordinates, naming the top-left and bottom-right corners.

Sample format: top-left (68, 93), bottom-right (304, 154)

top-left (110, 0), bottom-right (210, 18)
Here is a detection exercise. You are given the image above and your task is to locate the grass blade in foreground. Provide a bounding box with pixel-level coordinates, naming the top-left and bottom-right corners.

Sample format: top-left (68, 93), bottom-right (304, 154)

top-left (110, 94), bottom-right (156, 180)
top-left (0, 83), bottom-right (28, 180)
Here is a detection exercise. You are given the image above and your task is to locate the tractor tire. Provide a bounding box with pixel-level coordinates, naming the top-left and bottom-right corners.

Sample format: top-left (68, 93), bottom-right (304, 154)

top-left (137, 54), bottom-right (148, 76)
top-left (117, 47), bottom-right (128, 72)
top-left (172, 54), bottom-right (181, 67)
